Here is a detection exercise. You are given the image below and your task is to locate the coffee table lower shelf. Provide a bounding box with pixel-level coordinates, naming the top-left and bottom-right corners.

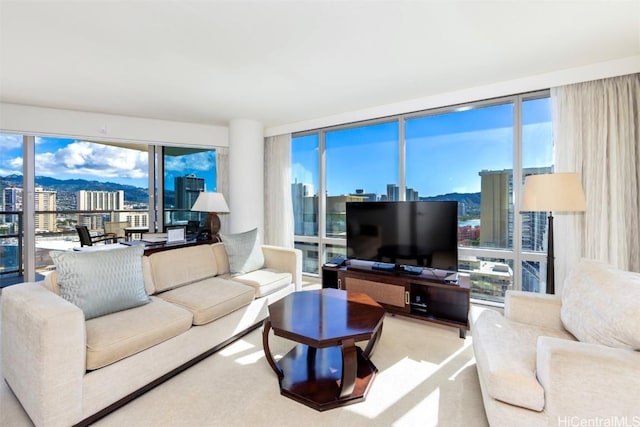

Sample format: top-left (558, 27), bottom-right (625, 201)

top-left (276, 343), bottom-right (377, 411)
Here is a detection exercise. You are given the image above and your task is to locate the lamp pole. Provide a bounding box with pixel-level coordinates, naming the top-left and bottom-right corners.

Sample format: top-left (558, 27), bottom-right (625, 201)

top-left (546, 211), bottom-right (555, 294)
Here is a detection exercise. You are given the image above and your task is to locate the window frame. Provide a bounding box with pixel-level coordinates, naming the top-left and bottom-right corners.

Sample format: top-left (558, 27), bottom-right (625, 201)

top-left (292, 90), bottom-right (551, 301)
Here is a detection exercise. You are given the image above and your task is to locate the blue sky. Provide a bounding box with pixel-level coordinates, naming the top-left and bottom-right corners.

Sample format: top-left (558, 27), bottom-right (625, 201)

top-left (0, 134), bottom-right (216, 191)
top-left (292, 97), bottom-right (552, 197)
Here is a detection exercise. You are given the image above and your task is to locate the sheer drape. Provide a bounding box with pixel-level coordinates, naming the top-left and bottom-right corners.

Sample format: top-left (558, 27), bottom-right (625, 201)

top-left (553, 73), bottom-right (640, 290)
top-left (264, 134), bottom-right (294, 247)
top-left (215, 146), bottom-right (230, 235)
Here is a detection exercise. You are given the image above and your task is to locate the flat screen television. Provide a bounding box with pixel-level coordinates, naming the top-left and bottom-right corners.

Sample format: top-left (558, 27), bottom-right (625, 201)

top-left (346, 201), bottom-right (458, 271)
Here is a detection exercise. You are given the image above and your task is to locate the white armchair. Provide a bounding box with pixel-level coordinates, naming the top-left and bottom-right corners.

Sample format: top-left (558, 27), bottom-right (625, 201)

top-left (470, 260), bottom-right (640, 426)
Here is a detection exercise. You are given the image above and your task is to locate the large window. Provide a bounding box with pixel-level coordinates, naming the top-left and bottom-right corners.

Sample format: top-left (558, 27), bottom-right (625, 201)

top-left (163, 147), bottom-right (217, 228)
top-left (0, 134), bottom-right (217, 287)
top-left (292, 92), bottom-right (553, 302)
top-left (326, 121), bottom-right (399, 236)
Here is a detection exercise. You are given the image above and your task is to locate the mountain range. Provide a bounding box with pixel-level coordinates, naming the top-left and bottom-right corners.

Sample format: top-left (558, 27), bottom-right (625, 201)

top-left (1, 174), bottom-right (153, 209)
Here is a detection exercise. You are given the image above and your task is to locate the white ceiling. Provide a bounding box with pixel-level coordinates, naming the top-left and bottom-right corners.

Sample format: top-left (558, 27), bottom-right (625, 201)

top-left (1, 1), bottom-right (639, 128)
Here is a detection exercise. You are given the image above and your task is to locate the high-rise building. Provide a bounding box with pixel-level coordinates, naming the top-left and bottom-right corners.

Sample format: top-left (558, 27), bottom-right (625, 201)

top-left (478, 167), bottom-right (551, 250)
top-left (406, 187), bottom-right (419, 201)
top-left (77, 190), bottom-right (124, 230)
top-left (477, 166), bottom-right (552, 295)
top-left (77, 190), bottom-right (124, 211)
top-left (3, 187), bottom-right (22, 231)
top-left (386, 184), bottom-right (399, 201)
top-left (174, 175), bottom-right (205, 223)
top-left (35, 187), bottom-right (57, 232)
top-left (292, 181), bottom-right (315, 235)
top-left (175, 175), bottom-right (205, 209)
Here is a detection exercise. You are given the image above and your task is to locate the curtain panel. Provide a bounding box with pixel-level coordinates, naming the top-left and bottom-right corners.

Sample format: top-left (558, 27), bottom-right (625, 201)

top-left (552, 73), bottom-right (640, 290)
top-left (264, 134), bottom-right (294, 248)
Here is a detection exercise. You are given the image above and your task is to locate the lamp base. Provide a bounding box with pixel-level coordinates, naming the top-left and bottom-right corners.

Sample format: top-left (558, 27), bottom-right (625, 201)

top-left (205, 212), bottom-right (221, 241)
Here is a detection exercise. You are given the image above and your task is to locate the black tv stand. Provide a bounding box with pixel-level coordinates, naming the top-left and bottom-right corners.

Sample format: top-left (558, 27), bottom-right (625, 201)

top-left (322, 259), bottom-right (470, 338)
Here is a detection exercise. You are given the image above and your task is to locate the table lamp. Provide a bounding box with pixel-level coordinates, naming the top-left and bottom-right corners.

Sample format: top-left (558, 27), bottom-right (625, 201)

top-left (191, 192), bottom-right (230, 241)
top-left (520, 172), bottom-right (586, 294)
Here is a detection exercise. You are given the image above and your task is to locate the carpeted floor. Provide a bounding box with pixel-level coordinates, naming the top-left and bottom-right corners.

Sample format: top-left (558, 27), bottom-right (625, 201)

top-left (1, 293), bottom-right (488, 426)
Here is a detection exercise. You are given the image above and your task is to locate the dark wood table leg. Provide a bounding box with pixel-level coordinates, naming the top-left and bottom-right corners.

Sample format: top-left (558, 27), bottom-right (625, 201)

top-left (262, 319), bottom-right (283, 378)
top-left (339, 338), bottom-right (357, 398)
top-left (363, 322), bottom-right (383, 359)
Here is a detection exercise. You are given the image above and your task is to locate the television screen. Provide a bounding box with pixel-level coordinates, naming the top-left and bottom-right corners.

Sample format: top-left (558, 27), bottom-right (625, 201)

top-left (346, 201), bottom-right (458, 271)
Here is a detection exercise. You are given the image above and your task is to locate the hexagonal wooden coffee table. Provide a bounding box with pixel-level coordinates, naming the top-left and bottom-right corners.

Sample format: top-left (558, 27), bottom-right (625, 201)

top-left (262, 288), bottom-right (385, 411)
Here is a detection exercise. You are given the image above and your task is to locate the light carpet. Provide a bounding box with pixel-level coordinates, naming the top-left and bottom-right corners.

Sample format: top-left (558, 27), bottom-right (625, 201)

top-left (1, 299), bottom-right (488, 426)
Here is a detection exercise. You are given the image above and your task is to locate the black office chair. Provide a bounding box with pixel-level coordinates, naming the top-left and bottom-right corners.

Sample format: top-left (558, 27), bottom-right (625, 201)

top-left (186, 220), bottom-right (201, 236)
top-left (75, 225), bottom-right (118, 247)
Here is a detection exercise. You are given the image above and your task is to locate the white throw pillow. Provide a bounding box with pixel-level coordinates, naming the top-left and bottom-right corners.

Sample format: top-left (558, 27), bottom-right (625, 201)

top-left (220, 228), bottom-right (265, 274)
top-left (51, 245), bottom-right (150, 320)
top-left (561, 259), bottom-right (640, 350)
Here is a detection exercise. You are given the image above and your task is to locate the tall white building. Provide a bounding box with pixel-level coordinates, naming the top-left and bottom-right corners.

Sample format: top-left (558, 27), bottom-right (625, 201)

top-left (35, 187), bottom-right (57, 232)
top-left (77, 190), bottom-right (124, 211)
top-left (77, 190), bottom-right (125, 231)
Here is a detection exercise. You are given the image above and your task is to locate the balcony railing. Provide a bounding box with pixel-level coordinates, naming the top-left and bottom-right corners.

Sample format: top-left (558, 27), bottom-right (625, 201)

top-left (1, 209), bottom-right (152, 286)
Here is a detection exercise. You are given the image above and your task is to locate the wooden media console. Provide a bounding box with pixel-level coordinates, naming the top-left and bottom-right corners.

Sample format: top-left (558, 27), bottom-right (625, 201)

top-left (322, 259), bottom-right (470, 338)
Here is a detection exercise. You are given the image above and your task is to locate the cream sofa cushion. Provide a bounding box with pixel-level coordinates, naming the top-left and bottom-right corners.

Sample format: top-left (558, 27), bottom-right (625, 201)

top-left (232, 269), bottom-right (292, 298)
top-left (156, 277), bottom-right (255, 325)
top-left (472, 307), bottom-right (575, 411)
top-left (561, 259), bottom-right (640, 350)
top-left (85, 296), bottom-right (193, 370)
top-left (148, 244), bottom-right (218, 292)
top-left (211, 242), bottom-right (230, 275)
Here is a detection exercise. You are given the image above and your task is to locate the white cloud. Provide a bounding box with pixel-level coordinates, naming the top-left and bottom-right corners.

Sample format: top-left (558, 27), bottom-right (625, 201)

top-left (164, 151), bottom-right (215, 173)
top-left (36, 141), bottom-right (148, 179)
top-left (0, 133), bottom-right (22, 150)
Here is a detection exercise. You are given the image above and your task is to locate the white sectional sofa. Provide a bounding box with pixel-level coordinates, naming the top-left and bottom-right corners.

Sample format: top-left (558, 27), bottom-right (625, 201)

top-left (1, 240), bottom-right (302, 427)
top-left (470, 259), bottom-right (640, 426)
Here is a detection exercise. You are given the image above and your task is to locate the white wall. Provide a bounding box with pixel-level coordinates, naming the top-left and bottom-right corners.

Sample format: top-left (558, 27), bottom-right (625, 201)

top-left (265, 55), bottom-right (640, 136)
top-left (228, 119), bottom-right (264, 236)
top-left (0, 103), bottom-right (228, 147)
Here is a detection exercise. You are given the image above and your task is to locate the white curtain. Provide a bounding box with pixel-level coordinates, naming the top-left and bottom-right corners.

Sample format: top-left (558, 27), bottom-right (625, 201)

top-left (553, 73), bottom-right (640, 290)
top-left (264, 134), bottom-right (294, 247)
top-left (215, 146), bottom-right (230, 235)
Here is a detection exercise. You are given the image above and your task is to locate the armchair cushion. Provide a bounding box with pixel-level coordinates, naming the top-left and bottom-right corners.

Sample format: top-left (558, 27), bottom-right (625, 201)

top-left (471, 306), bottom-right (575, 411)
top-left (561, 259), bottom-right (640, 350)
top-left (50, 245), bottom-right (150, 320)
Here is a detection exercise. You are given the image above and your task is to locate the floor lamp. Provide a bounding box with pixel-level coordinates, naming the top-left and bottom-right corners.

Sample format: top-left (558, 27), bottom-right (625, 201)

top-left (191, 192), bottom-right (230, 242)
top-left (520, 173), bottom-right (586, 294)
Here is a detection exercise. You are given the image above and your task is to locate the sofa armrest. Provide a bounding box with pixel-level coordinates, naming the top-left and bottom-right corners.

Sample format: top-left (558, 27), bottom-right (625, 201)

top-left (504, 290), bottom-right (565, 331)
top-left (261, 245), bottom-right (303, 291)
top-left (1, 282), bottom-right (86, 427)
top-left (536, 336), bottom-right (640, 419)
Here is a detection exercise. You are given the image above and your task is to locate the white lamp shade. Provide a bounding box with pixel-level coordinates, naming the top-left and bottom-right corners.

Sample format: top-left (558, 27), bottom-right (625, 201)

top-left (191, 192), bottom-right (230, 213)
top-left (520, 173), bottom-right (586, 213)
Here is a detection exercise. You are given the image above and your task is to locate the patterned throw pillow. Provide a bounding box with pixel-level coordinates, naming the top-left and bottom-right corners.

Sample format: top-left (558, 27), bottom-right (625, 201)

top-left (561, 259), bottom-right (640, 350)
top-left (220, 228), bottom-right (265, 274)
top-left (51, 245), bottom-right (150, 320)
